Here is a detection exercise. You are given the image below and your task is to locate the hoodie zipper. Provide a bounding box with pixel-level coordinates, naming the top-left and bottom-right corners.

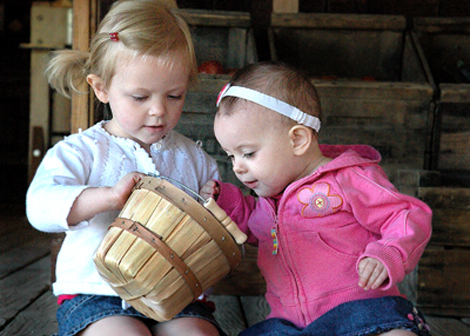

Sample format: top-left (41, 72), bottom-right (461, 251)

top-left (272, 191), bottom-right (308, 326)
top-left (271, 215), bottom-right (279, 255)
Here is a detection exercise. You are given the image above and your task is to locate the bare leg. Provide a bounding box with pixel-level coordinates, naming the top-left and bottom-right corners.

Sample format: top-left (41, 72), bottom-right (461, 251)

top-left (77, 315), bottom-right (152, 336)
top-left (377, 330), bottom-right (418, 336)
top-left (153, 316), bottom-right (220, 336)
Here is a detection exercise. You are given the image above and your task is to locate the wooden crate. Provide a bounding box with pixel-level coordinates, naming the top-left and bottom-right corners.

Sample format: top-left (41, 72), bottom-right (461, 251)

top-left (397, 170), bottom-right (470, 317)
top-left (412, 17), bottom-right (470, 186)
top-left (269, 13), bottom-right (435, 183)
top-left (175, 9), bottom-right (257, 190)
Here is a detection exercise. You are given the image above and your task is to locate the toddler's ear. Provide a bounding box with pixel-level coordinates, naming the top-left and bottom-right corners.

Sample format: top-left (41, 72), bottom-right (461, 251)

top-left (86, 74), bottom-right (109, 103)
top-left (289, 125), bottom-right (313, 156)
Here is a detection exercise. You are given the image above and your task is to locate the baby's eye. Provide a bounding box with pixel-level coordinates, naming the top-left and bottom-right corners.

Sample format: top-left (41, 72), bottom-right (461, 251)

top-left (243, 152), bottom-right (255, 159)
top-left (227, 154), bottom-right (235, 161)
top-left (132, 95), bottom-right (147, 102)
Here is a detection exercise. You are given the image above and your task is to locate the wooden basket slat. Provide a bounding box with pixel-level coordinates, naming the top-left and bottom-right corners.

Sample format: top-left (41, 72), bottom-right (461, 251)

top-left (102, 190), bottom-right (159, 282)
top-left (150, 266), bottom-right (190, 297)
top-left (128, 190), bottom-right (162, 224)
top-left (104, 230), bottom-right (140, 282)
top-left (119, 234), bottom-right (163, 282)
top-left (93, 227), bottom-right (127, 284)
top-left (185, 241), bottom-right (230, 288)
top-left (165, 216), bottom-right (209, 257)
top-left (112, 256), bottom-right (174, 299)
top-left (145, 199), bottom-right (186, 239)
top-left (129, 251), bottom-right (174, 293)
top-left (135, 300), bottom-right (169, 322)
top-left (180, 231), bottom-right (214, 260)
top-left (119, 188), bottom-right (153, 218)
top-left (142, 285), bottom-right (193, 320)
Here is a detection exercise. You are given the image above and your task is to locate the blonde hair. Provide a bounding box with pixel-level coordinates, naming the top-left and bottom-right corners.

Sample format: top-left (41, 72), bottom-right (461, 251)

top-left (46, 0), bottom-right (197, 98)
top-left (218, 62), bottom-right (322, 131)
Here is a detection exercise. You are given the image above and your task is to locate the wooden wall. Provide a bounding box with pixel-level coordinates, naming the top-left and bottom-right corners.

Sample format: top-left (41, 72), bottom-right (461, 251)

top-left (2, 0), bottom-right (470, 204)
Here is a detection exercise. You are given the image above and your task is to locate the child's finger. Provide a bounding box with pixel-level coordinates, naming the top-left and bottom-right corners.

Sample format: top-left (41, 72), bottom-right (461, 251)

top-left (357, 259), bottom-right (373, 288)
top-left (369, 268), bottom-right (389, 290)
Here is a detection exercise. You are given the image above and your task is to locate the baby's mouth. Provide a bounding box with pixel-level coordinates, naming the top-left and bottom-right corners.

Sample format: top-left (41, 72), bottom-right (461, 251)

top-left (243, 180), bottom-right (258, 189)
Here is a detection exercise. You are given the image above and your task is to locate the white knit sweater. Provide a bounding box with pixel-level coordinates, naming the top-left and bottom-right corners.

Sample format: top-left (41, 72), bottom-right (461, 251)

top-left (26, 121), bottom-right (219, 296)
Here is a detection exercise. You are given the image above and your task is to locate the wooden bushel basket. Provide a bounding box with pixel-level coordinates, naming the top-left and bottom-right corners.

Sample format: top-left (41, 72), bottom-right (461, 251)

top-left (93, 176), bottom-right (247, 321)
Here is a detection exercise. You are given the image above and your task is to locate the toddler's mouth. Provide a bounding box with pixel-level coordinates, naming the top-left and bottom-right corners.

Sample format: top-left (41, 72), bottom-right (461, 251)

top-left (145, 125), bottom-right (164, 131)
top-left (243, 180), bottom-right (258, 189)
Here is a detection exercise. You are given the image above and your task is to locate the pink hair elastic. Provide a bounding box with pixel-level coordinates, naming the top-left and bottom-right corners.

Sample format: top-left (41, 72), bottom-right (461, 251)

top-left (109, 32), bottom-right (119, 42)
top-left (216, 84), bottom-right (321, 132)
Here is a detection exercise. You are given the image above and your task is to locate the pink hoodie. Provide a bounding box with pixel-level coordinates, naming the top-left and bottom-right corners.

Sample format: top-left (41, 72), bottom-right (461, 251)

top-left (216, 144), bottom-right (432, 328)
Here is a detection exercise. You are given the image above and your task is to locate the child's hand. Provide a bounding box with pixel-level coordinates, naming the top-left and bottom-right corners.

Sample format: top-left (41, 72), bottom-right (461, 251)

top-left (67, 172), bottom-right (144, 226)
top-left (110, 172), bottom-right (145, 210)
top-left (357, 257), bottom-right (389, 290)
top-left (200, 180), bottom-right (220, 200)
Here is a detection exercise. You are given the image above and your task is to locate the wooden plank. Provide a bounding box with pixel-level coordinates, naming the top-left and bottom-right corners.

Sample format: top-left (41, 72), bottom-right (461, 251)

top-left (0, 257), bottom-right (51, 330)
top-left (0, 205), bottom-right (28, 236)
top-left (211, 295), bottom-right (246, 336)
top-left (438, 130), bottom-right (470, 170)
top-left (0, 224), bottom-right (50, 254)
top-left (273, 0), bottom-right (298, 13)
top-left (414, 17), bottom-right (470, 34)
top-left (227, 28), bottom-right (248, 70)
top-left (28, 126), bottom-right (45, 183)
top-left (240, 296), bottom-right (270, 327)
top-left (418, 187), bottom-right (470, 208)
top-left (271, 13), bottom-right (406, 31)
top-left (314, 81), bottom-right (434, 101)
top-left (175, 9), bottom-right (251, 27)
top-left (0, 204), bottom-right (50, 254)
top-left (416, 248), bottom-right (470, 314)
top-left (71, 0), bottom-right (95, 133)
top-left (0, 234), bottom-right (51, 280)
top-left (426, 316), bottom-right (470, 336)
top-left (0, 291), bottom-right (58, 336)
top-left (417, 187), bottom-right (470, 246)
top-left (440, 84), bottom-right (470, 103)
top-left (428, 208), bottom-right (470, 246)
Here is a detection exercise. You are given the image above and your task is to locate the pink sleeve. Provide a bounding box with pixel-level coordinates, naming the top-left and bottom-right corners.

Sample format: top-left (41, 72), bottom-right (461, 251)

top-left (215, 181), bottom-right (259, 245)
top-left (339, 167), bottom-right (433, 290)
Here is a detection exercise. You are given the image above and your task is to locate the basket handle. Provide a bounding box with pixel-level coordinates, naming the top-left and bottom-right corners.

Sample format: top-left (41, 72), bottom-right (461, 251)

top-left (204, 198), bottom-right (248, 245)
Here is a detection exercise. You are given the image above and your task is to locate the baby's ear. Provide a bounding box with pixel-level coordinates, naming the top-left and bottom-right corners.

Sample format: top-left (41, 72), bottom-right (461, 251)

top-left (86, 74), bottom-right (108, 103)
top-left (289, 125), bottom-right (313, 156)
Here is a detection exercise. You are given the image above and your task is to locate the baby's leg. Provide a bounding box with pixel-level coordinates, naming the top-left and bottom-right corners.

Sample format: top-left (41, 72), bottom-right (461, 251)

top-left (153, 316), bottom-right (220, 336)
top-left (377, 330), bottom-right (418, 336)
top-left (77, 315), bottom-right (152, 336)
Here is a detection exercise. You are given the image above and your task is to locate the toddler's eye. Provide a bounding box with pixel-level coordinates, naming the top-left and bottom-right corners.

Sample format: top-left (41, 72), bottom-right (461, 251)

top-left (132, 96), bottom-right (147, 102)
top-left (168, 94), bottom-right (183, 100)
top-left (243, 152), bottom-right (254, 159)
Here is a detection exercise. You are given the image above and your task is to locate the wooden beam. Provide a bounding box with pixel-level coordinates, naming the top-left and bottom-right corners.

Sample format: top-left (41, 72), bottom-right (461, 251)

top-left (71, 0), bottom-right (97, 133)
top-left (272, 0), bottom-right (299, 13)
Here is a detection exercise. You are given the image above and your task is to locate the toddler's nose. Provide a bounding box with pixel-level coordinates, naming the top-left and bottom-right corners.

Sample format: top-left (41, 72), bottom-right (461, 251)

top-left (149, 101), bottom-right (166, 117)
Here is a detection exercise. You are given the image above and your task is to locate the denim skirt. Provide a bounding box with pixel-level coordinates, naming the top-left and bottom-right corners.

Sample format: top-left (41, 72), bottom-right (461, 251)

top-left (239, 296), bottom-right (431, 336)
top-left (53, 294), bottom-right (224, 336)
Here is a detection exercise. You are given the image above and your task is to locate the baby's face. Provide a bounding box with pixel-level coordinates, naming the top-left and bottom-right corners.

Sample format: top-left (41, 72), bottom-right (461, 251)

top-left (214, 103), bottom-right (301, 197)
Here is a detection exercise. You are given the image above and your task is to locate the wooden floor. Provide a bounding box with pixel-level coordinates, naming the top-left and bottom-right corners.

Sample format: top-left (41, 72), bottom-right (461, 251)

top-left (2, 204), bottom-right (470, 336)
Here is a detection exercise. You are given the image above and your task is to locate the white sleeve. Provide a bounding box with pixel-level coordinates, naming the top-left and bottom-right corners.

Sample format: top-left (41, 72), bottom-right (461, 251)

top-left (26, 140), bottom-right (92, 233)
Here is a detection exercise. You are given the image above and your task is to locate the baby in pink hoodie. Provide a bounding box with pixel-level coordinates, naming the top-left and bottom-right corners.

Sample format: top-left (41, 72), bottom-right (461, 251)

top-left (201, 62), bottom-right (432, 336)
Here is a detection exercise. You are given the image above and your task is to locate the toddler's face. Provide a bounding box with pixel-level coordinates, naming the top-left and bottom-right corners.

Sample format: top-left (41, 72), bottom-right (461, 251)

top-left (101, 51), bottom-right (190, 150)
top-left (215, 104), bottom-right (301, 197)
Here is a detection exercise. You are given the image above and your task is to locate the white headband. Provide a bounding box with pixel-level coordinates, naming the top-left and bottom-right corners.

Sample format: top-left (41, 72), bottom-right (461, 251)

top-left (216, 84), bottom-right (321, 132)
